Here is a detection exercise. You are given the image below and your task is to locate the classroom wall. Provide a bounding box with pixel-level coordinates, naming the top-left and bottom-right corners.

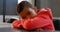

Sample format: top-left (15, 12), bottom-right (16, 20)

top-left (0, 0), bottom-right (3, 15)
top-left (36, 0), bottom-right (60, 17)
top-left (0, 0), bottom-right (18, 15)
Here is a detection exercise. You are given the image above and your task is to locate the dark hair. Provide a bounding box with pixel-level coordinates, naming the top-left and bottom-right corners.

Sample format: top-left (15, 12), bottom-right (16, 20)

top-left (16, 1), bottom-right (33, 14)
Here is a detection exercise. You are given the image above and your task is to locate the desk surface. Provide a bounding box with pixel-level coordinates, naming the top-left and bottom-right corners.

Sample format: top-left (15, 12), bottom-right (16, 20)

top-left (0, 27), bottom-right (60, 32)
top-left (0, 22), bottom-right (60, 32)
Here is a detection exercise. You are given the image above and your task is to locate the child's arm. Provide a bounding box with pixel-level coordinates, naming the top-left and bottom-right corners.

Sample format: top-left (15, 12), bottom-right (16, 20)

top-left (12, 8), bottom-right (54, 30)
top-left (12, 20), bottom-right (22, 29)
top-left (21, 8), bottom-right (54, 30)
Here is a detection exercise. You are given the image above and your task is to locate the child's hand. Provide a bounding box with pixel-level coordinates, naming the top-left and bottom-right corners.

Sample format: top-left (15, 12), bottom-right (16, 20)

top-left (12, 20), bottom-right (22, 29)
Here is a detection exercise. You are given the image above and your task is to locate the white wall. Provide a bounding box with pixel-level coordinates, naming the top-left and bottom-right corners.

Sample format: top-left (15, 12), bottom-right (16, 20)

top-left (18, 0), bottom-right (24, 4)
top-left (0, 15), bottom-right (3, 22)
top-left (18, 0), bottom-right (34, 6)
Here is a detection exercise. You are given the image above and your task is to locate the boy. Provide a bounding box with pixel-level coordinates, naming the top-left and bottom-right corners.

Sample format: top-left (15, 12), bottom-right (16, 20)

top-left (12, 1), bottom-right (55, 31)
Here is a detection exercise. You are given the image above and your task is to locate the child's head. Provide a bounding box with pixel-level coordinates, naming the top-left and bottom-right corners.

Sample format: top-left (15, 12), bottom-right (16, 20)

top-left (16, 1), bottom-right (37, 19)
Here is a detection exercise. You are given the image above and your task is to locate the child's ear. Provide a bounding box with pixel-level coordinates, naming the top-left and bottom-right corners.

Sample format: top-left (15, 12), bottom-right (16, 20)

top-left (33, 6), bottom-right (38, 13)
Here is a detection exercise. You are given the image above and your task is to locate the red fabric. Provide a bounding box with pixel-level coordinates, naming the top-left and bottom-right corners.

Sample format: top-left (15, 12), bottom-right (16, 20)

top-left (12, 8), bottom-right (55, 30)
top-left (12, 20), bottom-right (21, 28)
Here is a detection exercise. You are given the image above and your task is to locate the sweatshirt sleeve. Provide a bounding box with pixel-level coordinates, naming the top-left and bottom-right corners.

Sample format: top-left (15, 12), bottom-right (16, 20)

top-left (21, 8), bottom-right (53, 30)
top-left (12, 20), bottom-right (22, 29)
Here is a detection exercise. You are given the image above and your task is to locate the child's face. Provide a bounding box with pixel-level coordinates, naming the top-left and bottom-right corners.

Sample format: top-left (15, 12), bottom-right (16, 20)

top-left (19, 7), bottom-right (37, 19)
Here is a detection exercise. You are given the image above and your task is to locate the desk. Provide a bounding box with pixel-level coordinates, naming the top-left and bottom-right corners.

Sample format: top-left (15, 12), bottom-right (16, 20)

top-left (0, 27), bottom-right (60, 32)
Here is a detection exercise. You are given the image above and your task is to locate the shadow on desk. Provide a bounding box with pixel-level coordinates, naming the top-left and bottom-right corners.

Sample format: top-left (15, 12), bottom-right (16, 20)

top-left (12, 28), bottom-right (55, 32)
top-left (0, 27), bottom-right (60, 32)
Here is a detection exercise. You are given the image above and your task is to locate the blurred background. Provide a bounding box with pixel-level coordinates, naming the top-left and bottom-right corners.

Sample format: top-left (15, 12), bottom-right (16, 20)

top-left (0, 0), bottom-right (60, 22)
top-left (0, 0), bottom-right (60, 31)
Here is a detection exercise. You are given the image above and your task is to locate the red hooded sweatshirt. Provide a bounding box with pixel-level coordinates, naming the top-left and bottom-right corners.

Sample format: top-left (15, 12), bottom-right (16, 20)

top-left (12, 8), bottom-right (55, 30)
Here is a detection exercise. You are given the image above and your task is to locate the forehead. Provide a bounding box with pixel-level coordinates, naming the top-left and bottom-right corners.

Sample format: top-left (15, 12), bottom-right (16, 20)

top-left (19, 7), bottom-right (30, 18)
top-left (20, 7), bottom-right (29, 14)
top-left (20, 7), bottom-right (33, 14)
